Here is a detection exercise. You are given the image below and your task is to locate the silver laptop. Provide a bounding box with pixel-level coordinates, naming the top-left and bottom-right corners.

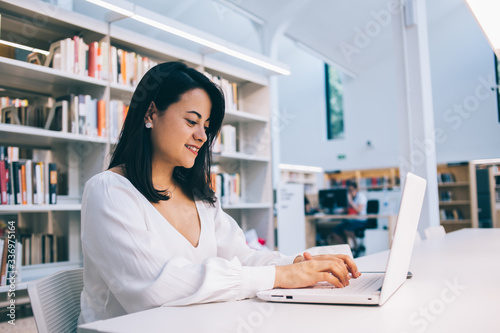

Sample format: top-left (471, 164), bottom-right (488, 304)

top-left (257, 172), bottom-right (427, 306)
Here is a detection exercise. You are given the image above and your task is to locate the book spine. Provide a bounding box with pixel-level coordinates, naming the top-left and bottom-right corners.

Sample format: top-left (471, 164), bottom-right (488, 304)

top-left (48, 163), bottom-right (57, 205)
top-left (25, 160), bottom-right (33, 205)
top-left (97, 99), bottom-right (106, 138)
top-left (12, 162), bottom-right (20, 205)
top-left (0, 161), bottom-right (6, 205)
top-left (20, 164), bottom-right (27, 205)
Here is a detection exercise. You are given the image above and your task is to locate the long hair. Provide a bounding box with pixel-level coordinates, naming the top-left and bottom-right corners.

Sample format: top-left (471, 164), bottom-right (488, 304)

top-left (109, 61), bottom-right (225, 204)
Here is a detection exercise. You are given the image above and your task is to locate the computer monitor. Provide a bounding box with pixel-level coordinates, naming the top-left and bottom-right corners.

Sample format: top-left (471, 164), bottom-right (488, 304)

top-left (318, 188), bottom-right (348, 214)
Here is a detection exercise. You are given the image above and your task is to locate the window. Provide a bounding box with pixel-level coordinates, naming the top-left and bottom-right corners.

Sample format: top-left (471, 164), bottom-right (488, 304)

top-left (325, 64), bottom-right (344, 139)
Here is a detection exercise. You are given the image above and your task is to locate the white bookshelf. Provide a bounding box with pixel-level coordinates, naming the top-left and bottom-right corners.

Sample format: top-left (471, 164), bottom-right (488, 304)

top-left (0, 0), bottom-right (278, 295)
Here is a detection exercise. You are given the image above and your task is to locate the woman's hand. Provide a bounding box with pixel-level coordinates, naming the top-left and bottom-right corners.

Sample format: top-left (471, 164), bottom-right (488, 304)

top-left (282, 252), bottom-right (361, 289)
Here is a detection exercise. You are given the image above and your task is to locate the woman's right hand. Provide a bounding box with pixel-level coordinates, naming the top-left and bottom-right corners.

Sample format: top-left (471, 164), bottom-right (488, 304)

top-left (274, 256), bottom-right (358, 289)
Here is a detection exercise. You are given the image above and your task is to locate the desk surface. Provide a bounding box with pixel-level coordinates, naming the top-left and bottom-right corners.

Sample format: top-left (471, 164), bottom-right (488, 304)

top-left (78, 229), bottom-right (500, 333)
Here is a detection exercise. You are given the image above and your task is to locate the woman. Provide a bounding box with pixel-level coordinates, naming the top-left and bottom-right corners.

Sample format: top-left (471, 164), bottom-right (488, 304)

top-left (79, 62), bottom-right (360, 324)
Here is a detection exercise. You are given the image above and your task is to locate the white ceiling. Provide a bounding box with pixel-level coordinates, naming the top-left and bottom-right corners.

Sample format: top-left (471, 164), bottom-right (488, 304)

top-left (72, 0), bottom-right (466, 75)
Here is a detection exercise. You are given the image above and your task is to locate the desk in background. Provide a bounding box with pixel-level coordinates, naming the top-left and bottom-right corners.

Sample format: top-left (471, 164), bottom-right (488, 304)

top-left (78, 229), bottom-right (500, 333)
top-left (305, 214), bottom-right (397, 249)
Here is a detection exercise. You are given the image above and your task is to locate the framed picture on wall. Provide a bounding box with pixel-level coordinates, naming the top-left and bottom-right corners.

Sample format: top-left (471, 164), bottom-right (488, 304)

top-left (325, 64), bottom-right (345, 140)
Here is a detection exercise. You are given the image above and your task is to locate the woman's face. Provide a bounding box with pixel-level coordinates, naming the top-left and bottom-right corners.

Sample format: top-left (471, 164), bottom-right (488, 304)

top-left (148, 88), bottom-right (211, 170)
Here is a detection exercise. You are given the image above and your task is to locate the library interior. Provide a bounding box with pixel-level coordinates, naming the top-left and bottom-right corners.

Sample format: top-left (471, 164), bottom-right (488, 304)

top-left (0, 0), bottom-right (499, 332)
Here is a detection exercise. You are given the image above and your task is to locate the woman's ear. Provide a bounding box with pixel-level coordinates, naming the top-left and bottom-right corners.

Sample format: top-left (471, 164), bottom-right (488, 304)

top-left (144, 101), bottom-right (156, 124)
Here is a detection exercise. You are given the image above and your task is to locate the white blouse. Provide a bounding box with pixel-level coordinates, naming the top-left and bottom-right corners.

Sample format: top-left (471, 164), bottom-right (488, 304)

top-left (78, 171), bottom-right (294, 324)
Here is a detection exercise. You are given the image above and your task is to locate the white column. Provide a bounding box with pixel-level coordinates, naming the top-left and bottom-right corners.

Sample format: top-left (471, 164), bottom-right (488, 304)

top-left (392, 0), bottom-right (440, 234)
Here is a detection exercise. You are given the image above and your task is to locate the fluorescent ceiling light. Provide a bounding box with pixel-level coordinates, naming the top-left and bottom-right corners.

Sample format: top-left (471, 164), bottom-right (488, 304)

top-left (0, 40), bottom-right (49, 55)
top-left (86, 0), bottom-right (133, 17)
top-left (465, 0), bottom-right (500, 58)
top-left (279, 164), bottom-right (324, 173)
top-left (85, 0), bottom-right (290, 75)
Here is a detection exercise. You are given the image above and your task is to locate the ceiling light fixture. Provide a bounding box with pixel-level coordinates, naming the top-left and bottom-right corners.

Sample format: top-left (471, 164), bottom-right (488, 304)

top-left (465, 0), bottom-right (500, 59)
top-left (85, 0), bottom-right (290, 75)
top-left (0, 39), bottom-right (49, 56)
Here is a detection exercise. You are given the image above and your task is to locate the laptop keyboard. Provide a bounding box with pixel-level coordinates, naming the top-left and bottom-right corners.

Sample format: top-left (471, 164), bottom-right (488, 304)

top-left (299, 273), bottom-right (384, 295)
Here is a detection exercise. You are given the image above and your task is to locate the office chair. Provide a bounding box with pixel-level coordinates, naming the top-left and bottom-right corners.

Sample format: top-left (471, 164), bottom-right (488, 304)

top-left (28, 268), bottom-right (84, 333)
top-left (353, 199), bottom-right (379, 257)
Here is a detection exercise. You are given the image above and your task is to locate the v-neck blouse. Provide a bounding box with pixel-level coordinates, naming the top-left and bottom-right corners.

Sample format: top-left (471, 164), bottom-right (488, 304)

top-left (78, 171), bottom-right (294, 324)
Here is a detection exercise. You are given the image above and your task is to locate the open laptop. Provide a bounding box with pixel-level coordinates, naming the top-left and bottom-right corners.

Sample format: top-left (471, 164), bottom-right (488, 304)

top-left (257, 172), bottom-right (427, 306)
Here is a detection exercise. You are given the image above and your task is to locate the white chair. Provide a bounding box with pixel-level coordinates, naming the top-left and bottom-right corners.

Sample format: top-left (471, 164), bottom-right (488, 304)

top-left (414, 232), bottom-right (422, 244)
top-left (28, 268), bottom-right (83, 333)
top-left (424, 226), bottom-right (446, 240)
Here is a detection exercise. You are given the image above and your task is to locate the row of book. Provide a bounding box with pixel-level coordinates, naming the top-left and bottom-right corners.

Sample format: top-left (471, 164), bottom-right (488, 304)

top-left (109, 100), bottom-right (129, 141)
top-left (211, 172), bottom-right (241, 206)
top-left (204, 72), bottom-right (239, 111)
top-left (0, 238), bottom-right (22, 286)
top-left (358, 177), bottom-right (399, 188)
top-left (0, 97), bottom-right (28, 109)
top-left (21, 233), bottom-right (60, 266)
top-left (440, 190), bottom-right (453, 202)
top-left (0, 147), bottom-right (57, 206)
top-left (0, 232), bottom-right (61, 286)
top-left (212, 124), bottom-right (238, 154)
top-left (437, 172), bottom-right (457, 183)
top-left (1, 94), bottom-right (129, 139)
top-left (44, 36), bottom-right (158, 87)
top-left (440, 208), bottom-right (465, 221)
top-left (329, 177), bottom-right (400, 188)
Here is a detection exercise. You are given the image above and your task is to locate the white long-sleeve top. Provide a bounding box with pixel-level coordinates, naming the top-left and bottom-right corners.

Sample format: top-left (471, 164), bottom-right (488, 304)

top-left (78, 171), bottom-right (294, 324)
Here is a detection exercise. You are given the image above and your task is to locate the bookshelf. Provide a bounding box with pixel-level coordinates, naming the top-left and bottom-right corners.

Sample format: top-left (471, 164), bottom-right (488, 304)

top-left (0, 0), bottom-right (277, 298)
top-left (437, 162), bottom-right (477, 232)
top-left (280, 165), bottom-right (323, 197)
top-left (470, 160), bottom-right (500, 229)
top-left (324, 167), bottom-right (400, 191)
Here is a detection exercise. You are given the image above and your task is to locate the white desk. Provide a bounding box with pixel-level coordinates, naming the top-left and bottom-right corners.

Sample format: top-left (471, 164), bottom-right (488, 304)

top-left (78, 229), bottom-right (500, 333)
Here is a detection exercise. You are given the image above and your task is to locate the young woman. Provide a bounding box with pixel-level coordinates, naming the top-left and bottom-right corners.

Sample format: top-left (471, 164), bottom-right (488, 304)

top-left (78, 62), bottom-right (360, 324)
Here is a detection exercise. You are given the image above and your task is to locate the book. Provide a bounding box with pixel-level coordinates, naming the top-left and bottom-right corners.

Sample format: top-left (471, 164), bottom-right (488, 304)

top-left (0, 161), bottom-right (7, 205)
top-left (221, 125), bottom-right (237, 153)
top-left (20, 163), bottom-right (27, 205)
top-left (34, 162), bottom-right (44, 205)
top-left (56, 94), bottom-right (79, 134)
top-left (11, 162), bottom-right (20, 205)
top-left (0, 239), bottom-right (8, 285)
top-left (97, 99), bottom-right (106, 137)
top-left (25, 160), bottom-right (33, 205)
top-left (88, 41), bottom-right (98, 78)
top-left (48, 163), bottom-right (57, 204)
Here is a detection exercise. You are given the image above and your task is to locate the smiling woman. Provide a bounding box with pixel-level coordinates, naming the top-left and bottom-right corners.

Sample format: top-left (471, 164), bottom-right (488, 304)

top-left (109, 62), bottom-right (225, 204)
top-left (78, 61), bottom-right (360, 326)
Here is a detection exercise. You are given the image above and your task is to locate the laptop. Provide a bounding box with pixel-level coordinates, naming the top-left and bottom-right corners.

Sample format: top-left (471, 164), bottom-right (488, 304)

top-left (257, 172), bottom-right (427, 306)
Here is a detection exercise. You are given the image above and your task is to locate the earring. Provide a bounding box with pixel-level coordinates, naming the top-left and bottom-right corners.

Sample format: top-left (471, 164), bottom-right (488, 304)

top-left (145, 122), bottom-right (152, 129)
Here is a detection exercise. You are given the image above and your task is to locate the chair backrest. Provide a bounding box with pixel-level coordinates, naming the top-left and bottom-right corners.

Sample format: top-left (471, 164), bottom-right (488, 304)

top-left (366, 199), bottom-right (379, 229)
top-left (28, 268), bottom-right (83, 333)
top-left (424, 225), bottom-right (446, 240)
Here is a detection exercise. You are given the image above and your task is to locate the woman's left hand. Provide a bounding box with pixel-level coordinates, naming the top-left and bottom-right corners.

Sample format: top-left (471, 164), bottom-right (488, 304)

top-left (293, 252), bottom-right (361, 278)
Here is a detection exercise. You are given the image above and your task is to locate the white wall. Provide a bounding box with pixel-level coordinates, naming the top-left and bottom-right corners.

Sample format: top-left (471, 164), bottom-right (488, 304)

top-left (277, 1), bottom-right (500, 174)
top-left (428, 4), bottom-right (500, 163)
top-left (277, 37), bottom-right (399, 172)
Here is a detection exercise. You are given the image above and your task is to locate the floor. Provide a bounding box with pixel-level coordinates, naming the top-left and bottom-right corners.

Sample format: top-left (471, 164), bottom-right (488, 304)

top-left (0, 305), bottom-right (37, 333)
top-left (0, 317), bottom-right (37, 332)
